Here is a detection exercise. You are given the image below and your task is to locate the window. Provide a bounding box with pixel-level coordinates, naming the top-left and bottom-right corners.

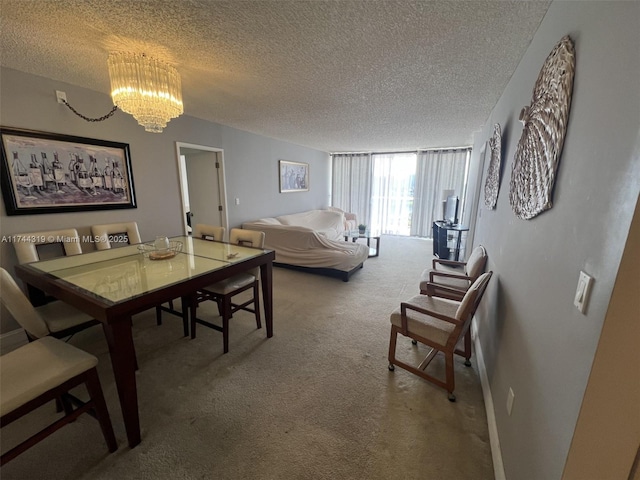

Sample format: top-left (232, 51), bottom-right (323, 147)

top-left (370, 153), bottom-right (416, 235)
top-left (332, 148), bottom-right (470, 237)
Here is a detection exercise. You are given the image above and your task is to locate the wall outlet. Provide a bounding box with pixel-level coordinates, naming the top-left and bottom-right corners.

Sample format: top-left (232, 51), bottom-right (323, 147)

top-left (55, 90), bottom-right (67, 104)
top-left (507, 388), bottom-right (515, 416)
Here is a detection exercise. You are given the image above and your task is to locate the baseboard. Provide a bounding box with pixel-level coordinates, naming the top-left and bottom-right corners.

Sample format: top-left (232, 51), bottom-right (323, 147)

top-left (472, 322), bottom-right (506, 480)
top-left (0, 328), bottom-right (28, 354)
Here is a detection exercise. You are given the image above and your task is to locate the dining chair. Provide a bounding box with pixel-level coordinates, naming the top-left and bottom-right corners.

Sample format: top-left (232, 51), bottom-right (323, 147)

top-left (1, 267), bottom-right (111, 415)
top-left (13, 228), bottom-right (84, 305)
top-left (90, 221), bottom-right (142, 250)
top-left (192, 223), bottom-right (226, 242)
top-left (190, 228), bottom-right (265, 353)
top-left (10, 230), bottom-right (100, 338)
top-left (419, 245), bottom-right (487, 301)
top-left (155, 224), bottom-right (226, 334)
top-left (0, 268), bottom-right (99, 342)
top-left (0, 336), bottom-right (117, 465)
top-left (12, 228), bottom-right (83, 264)
top-left (389, 271), bottom-right (493, 401)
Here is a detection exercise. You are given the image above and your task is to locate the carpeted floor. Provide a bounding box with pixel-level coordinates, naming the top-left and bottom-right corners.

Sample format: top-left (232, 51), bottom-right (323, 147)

top-left (1, 235), bottom-right (493, 480)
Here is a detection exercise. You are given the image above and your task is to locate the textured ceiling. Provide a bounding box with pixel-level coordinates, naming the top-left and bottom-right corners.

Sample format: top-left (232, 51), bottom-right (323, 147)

top-left (0, 0), bottom-right (551, 153)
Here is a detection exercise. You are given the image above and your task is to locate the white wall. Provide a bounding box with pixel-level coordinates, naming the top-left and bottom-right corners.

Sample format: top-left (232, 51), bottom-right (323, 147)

top-left (466, 2), bottom-right (640, 479)
top-left (562, 195), bottom-right (640, 479)
top-left (0, 67), bottom-right (330, 332)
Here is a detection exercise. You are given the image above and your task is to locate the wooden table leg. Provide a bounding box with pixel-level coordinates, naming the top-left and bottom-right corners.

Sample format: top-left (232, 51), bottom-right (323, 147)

top-left (260, 262), bottom-right (274, 338)
top-left (180, 295), bottom-right (190, 337)
top-left (102, 318), bottom-right (141, 448)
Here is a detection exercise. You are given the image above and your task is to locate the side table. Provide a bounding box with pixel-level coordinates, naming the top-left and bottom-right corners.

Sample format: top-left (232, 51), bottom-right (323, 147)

top-left (344, 230), bottom-right (380, 257)
top-left (432, 221), bottom-right (468, 261)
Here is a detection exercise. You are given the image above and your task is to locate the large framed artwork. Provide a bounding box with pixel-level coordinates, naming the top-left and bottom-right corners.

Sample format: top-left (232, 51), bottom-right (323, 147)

top-left (279, 160), bottom-right (309, 193)
top-left (0, 127), bottom-right (136, 215)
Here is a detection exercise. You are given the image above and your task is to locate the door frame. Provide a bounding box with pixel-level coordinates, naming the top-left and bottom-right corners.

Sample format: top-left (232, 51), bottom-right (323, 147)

top-left (175, 142), bottom-right (229, 238)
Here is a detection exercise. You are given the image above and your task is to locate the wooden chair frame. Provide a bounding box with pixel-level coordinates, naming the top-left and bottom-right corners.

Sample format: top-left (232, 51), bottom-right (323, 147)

top-left (1, 366), bottom-right (117, 465)
top-left (191, 279), bottom-right (261, 353)
top-left (389, 272), bottom-right (492, 401)
top-left (190, 228), bottom-right (263, 353)
top-left (155, 225), bottom-right (226, 336)
top-left (420, 246), bottom-right (487, 301)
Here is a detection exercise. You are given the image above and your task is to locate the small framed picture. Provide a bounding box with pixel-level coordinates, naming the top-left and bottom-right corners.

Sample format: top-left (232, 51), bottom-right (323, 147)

top-left (0, 127), bottom-right (136, 215)
top-left (279, 160), bottom-right (309, 193)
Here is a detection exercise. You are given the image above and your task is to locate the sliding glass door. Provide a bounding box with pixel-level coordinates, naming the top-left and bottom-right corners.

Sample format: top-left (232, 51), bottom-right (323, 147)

top-left (332, 148), bottom-right (470, 237)
top-left (370, 153), bottom-right (416, 235)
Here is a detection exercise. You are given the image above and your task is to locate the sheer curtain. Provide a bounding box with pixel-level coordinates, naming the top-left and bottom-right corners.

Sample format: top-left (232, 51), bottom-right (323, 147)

top-left (332, 148), bottom-right (470, 238)
top-left (331, 153), bottom-right (372, 225)
top-left (410, 148), bottom-right (470, 237)
top-left (370, 153), bottom-right (417, 235)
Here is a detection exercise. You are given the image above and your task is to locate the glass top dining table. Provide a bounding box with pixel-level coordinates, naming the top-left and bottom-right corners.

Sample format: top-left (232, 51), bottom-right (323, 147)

top-left (15, 235), bottom-right (275, 448)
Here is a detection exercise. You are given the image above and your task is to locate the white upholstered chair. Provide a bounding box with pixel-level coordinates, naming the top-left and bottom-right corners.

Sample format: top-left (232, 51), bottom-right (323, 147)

top-left (190, 228), bottom-right (265, 353)
top-left (10, 230), bottom-right (99, 339)
top-left (1, 267), bottom-right (112, 416)
top-left (389, 271), bottom-right (493, 401)
top-left (419, 245), bottom-right (488, 301)
top-left (0, 336), bottom-right (117, 465)
top-left (90, 221), bottom-right (142, 250)
top-left (13, 228), bottom-right (82, 264)
top-left (193, 223), bottom-right (225, 242)
top-left (0, 268), bottom-right (98, 341)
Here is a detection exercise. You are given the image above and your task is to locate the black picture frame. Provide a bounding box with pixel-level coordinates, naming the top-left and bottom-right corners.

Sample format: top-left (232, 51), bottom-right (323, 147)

top-left (0, 127), bottom-right (136, 215)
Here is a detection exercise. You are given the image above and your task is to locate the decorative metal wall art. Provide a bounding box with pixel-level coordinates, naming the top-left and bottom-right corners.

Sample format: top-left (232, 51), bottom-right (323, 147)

top-left (484, 123), bottom-right (502, 209)
top-left (509, 35), bottom-right (575, 219)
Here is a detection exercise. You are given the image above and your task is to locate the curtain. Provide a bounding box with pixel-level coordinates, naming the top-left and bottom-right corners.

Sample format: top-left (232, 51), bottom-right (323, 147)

top-left (370, 153), bottom-right (417, 235)
top-left (410, 148), bottom-right (470, 237)
top-left (332, 148), bottom-right (470, 238)
top-left (331, 153), bottom-right (372, 226)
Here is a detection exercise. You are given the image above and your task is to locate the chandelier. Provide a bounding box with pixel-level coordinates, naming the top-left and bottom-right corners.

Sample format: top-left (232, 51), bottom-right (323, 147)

top-left (107, 52), bottom-right (183, 133)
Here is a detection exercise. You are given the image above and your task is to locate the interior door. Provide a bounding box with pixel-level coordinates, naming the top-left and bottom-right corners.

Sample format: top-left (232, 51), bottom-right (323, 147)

top-left (176, 143), bottom-right (228, 237)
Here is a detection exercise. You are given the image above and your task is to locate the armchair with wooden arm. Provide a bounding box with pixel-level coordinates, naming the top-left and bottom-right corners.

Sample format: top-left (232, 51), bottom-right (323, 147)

top-left (389, 271), bottom-right (493, 401)
top-left (419, 245), bottom-right (487, 301)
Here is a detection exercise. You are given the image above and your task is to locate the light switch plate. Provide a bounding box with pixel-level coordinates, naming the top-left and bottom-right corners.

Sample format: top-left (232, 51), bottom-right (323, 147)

top-left (506, 388), bottom-right (515, 416)
top-left (574, 271), bottom-right (593, 314)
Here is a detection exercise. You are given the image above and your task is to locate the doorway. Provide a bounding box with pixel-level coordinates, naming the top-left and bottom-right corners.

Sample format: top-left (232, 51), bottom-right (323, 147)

top-left (175, 142), bottom-right (228, 238)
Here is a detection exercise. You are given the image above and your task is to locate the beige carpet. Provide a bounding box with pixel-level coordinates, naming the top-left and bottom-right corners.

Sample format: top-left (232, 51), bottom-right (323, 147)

top-left (1, 235), bottom-right (493, 480)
